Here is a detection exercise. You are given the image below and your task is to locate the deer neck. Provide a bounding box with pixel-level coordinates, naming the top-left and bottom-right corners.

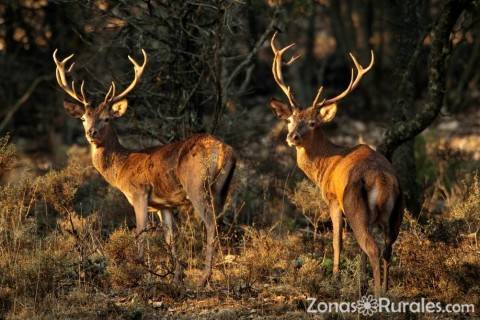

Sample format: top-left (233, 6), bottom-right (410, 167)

top-left (90, 126), bottom-right (128, 187)
top-left (295, 128), bottom-right (346, 192)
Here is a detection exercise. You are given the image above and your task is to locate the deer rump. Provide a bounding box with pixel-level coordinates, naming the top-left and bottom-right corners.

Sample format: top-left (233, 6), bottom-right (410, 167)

top-left (339, 150), bottom-right (402, 230)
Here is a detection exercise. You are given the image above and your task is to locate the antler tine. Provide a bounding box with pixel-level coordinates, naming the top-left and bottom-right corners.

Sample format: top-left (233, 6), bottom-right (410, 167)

top-left (111, 81), bottom-right (116, 99)
top-left (348, 50), bottom-right (374, 91)
top-left (108, 49), bottom-right (147, 103)
top-left (80, 80), bottom-right (86, 102)
top-left (104, 81), bottom-right (116, 103)
top-left (311, 86), bottom-right (325, 108)
top-left (67, 61), bottom-right (75, 73)
top-left (53, 49), bottom-right (74, 83)
top-left (271, 32), bottom-right (299, 108)
top-left (322, 68), bottom-right (355, 105)
top-left (315, 50), bottom-right (374, 107)
top-left (53, 49), bottom-right (89, 106)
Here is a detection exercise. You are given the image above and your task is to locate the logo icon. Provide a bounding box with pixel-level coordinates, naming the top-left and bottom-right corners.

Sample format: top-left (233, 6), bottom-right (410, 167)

top-left (357, 295), bottom-right (379, 316)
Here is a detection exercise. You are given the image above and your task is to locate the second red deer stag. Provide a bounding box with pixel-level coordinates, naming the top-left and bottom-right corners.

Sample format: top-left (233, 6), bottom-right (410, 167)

top-left (53, 49), bottom-right (236, 286)
top-left (268, 33), bottom-right (403, 296)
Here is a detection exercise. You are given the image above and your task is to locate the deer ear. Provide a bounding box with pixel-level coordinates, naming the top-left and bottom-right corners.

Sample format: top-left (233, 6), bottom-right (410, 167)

top-left (318, 103), bottom-right (337, 122)
top-left (269, 98), bottom-right (292, 120)
top-left (63, 101), bottom-right (84, 118)
top-left (110, 99), bottom-right (128, 118)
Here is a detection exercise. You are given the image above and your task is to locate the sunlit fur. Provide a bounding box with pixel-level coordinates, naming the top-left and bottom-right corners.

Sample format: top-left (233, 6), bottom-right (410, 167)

top-left (270, 99), bottom-right (403, 297)
top-left (65, 99), bottom-right (236, 286)
top-left (285, 106), bottom-right (320, 147)
top-left (79, 104), bottom-right (111, 146)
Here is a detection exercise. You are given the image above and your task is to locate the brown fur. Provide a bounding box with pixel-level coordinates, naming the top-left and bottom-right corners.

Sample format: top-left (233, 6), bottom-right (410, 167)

top-left (91, 129), bottom-right (234, 213)
top-left (54, 50), bottom-right (236, 286)
top-left (64, 101), bottom-right (236, 287)
top-left (270, 99), bottom-right (404, 296)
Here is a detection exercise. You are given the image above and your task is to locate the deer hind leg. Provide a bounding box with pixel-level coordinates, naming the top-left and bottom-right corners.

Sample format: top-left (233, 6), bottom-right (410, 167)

top-left (382, 193), bottom-right (404, 293)
top-left (359, 251), bottom-right (368, 295)
top-left (382, 231), bottom-right (393, 294)
top-left (160, 209), bottom-right (184, 284)
top-left (344, 187), bottom-right (382, 297)
top-left (356, 227), bottom-right (381, 297)
top-left (201, 208), bottom-right (216, 287)
top-left (185, 183), bottom-right (217, 287)
top-left (211, 154), bottom-right (236, 217)
top-left (329, 201), bottom-right (343, 281)
top-left (196, 198), bottom-right (216, 287)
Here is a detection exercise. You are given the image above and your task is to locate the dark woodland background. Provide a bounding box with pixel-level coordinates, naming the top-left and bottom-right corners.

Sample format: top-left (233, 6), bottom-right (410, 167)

top-left (0, 0), bottom-right (479, 319)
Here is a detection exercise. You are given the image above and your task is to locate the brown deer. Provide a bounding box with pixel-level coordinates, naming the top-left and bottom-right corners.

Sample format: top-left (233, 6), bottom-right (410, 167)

top-left (53, 49), bottom-right (236, 286)
top-left (268, 33), bottom-right (403, 296)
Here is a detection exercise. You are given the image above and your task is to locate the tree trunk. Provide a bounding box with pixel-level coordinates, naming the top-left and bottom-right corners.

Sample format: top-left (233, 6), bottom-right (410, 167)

top-left (380, 0), bottom-right (472, 216)
top-left (384, 0), bottom-right (422, 215)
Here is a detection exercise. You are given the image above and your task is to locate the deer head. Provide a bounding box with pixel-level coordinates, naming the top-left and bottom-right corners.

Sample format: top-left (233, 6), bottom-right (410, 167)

top-left (269, 32), bottom-right (374, 147)
top-left (53, 49), bottom-right (147, 146)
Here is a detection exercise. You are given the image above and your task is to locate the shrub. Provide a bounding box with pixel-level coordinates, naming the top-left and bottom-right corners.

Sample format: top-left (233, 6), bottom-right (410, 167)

top-left (0, 134), bottom-right (15, 178)
top-left (292, 254), bottom-right (325, 295)
top-left (35, 158), bottom-right (88, 213)
top-left (288, 179), bottom-right (329, 240)
top-left (449, 173), bottom-right (480, 233)
top-left (218, 227), bottom-right (302, 293)
top-left (105, 229), bottom-right (145, 289)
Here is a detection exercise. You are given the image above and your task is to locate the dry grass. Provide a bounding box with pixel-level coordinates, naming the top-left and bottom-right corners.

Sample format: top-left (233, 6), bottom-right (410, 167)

top-left (448, 173), bottom-right (480, 232)
top-left (0, 131), bottom-right (479, 319)
top-left (0, 134), bottom-right (15, 179)
top-left (288, 179), bottom-right (329, 241)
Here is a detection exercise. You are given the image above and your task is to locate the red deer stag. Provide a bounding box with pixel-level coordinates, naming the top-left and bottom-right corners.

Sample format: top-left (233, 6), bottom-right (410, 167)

top-left (268, 33), bottom-right (403, 296)
top-left (53, 49), bottom-right (236, 286)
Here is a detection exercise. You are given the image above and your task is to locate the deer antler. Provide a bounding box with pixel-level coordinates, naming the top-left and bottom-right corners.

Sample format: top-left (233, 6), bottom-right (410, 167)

top-left (104, 49), bottom-right (147, 103)
top-left (53, 49), bottom-right (89, 106)
top-left (271, 32), bottom-right (301, 108)
top-left (314, 50), bottom-right (374, 108)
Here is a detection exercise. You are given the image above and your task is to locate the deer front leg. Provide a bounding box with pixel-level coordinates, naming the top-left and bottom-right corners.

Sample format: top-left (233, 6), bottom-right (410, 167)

top-left (132, 193), bottom-right (149, 260)
top-left (330, 201), bottom-right (343, 280)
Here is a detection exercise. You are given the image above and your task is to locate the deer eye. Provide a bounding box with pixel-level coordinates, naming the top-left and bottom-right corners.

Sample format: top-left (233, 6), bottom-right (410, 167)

top-left (308, 121), bottom-right (316, 128)
top-left (104, 118), bottom-right (110, 123)
top-left (80, 117), bottom-right (85, 122)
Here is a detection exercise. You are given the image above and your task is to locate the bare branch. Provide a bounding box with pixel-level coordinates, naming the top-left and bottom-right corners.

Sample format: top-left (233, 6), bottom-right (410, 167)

top-left (224, 13), bottom-right (278, 93)
top-left (0, 74), bottom-right (53, 132)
